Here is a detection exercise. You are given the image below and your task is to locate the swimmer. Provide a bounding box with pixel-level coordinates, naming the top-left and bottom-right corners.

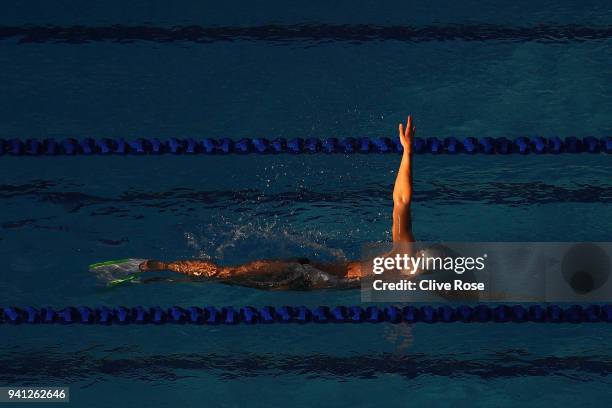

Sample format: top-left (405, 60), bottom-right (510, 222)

top-left (91, 116), bottom-right (417, 290)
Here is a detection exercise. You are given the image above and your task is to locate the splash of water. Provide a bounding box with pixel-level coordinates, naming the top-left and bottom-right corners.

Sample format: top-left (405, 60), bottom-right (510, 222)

top-left (184, 216), bottom-right (349, 264)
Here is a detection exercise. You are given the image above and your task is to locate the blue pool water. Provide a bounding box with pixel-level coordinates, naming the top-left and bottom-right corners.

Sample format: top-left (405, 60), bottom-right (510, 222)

top-left (1, 1), bottom-right (611, 406)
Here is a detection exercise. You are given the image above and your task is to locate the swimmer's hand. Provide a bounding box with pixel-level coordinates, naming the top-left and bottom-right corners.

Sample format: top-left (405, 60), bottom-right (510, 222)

top-left (398, 115), bottom-right (416, 152)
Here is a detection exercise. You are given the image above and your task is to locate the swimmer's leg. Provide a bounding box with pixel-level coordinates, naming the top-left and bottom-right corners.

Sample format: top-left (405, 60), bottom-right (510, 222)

top-left (139, 259), bottom-right (346, 290)
top-left (139, 259), bottom-right (299, 278)
top-left (139, 259), bottom-right (227, 278)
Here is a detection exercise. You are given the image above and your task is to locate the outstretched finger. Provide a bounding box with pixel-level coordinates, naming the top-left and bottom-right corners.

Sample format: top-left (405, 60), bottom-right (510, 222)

top-left (399, 123), bottom-right (404, 137)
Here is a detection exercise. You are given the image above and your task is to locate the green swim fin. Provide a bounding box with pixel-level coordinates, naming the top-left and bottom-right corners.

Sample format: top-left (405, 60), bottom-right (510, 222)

top-left (108, 273), bottom-right (141, 287)
top-left (89, 258), bottom-right (146, 286)
top-left (89, 258), bottom-right (145, 272)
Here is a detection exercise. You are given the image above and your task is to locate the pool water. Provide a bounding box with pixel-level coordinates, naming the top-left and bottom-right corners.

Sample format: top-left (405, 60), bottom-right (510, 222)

top-left (1, 1), bottom-right (611, 407)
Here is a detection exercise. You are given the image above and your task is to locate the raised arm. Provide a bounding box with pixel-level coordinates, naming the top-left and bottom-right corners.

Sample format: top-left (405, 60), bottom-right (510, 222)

top-left (392, 115), bottom-right (416, 243)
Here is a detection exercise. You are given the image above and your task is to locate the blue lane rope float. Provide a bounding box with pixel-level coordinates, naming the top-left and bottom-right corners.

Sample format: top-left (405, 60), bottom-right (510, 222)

top-left (0, 136), bottom-right (610, 156)
top-left (1, 305), bottom-right (612, 325)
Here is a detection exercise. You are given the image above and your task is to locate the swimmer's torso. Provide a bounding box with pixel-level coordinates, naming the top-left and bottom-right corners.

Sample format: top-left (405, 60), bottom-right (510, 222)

top-left (217, 258), bottom-right (362, 290)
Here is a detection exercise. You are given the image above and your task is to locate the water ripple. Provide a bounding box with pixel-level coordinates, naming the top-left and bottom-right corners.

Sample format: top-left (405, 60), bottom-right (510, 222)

top-left (0, 181), bottom-right (609, 220)
top-left (1, 350), bottom-right (611, 383)
top-left (0, 24), bottom-right (611, 45)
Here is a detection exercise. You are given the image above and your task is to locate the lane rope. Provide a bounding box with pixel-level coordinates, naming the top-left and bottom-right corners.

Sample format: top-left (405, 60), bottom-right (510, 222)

top-left (1, 305), bottom-right (611, 324)
top-left (1, 136), bottom-right (610, 155)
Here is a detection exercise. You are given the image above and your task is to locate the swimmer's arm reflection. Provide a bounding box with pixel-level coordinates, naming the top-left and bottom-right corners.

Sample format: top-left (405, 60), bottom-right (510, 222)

top-left (139, 116), bottom-right (417, 288)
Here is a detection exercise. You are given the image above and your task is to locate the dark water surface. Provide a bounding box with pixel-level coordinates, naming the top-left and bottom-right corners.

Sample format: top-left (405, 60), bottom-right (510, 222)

top-left (1, 1), bottom-right (611, 407)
